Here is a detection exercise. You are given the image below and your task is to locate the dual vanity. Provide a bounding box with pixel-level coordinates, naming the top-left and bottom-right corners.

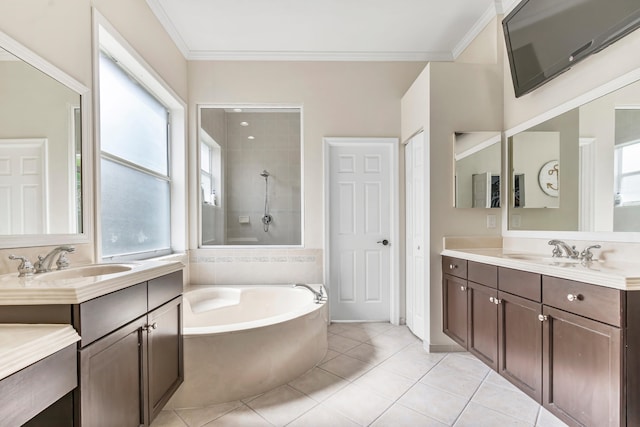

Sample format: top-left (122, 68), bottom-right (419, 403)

top-left (441, 244), bottom-right (640, 427)
top-left (0, 258), bottom-right (184, 426)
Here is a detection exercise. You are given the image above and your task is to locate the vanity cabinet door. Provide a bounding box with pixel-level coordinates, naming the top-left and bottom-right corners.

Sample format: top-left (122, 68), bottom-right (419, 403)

top-left (78, 316), bottom-right (147, 427)
top-left (443, 274), bottom-right (468, 348)
top-left (147, 296), bottom-right (183, 423)
top-left (542, 306), bottom-right (621, 427)
top-left (498, 291), bottom-right (542, 403)
top-left (467, 281), bottom-right (498, 370)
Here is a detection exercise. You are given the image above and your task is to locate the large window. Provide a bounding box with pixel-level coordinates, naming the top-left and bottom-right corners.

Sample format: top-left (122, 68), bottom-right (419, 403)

top-left (98, 51), bottom-right (171, 259)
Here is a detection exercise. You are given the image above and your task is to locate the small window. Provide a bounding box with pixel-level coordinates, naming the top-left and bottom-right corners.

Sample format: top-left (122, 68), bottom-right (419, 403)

top-left (98, 51), bottom-right (171, 259)
top-left (614, 141), bottom-right (640, 206)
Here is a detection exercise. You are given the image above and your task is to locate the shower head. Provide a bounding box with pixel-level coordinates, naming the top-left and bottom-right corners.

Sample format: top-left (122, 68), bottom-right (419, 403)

top-left (260, 170), bottom-right (270, 178)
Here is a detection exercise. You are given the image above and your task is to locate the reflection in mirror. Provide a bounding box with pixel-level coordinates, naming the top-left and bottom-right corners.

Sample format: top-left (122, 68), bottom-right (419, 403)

top-left (454, 132), bottom-right (501, 208)
top-left (0, 45), bottom-right (83, 237)
top-left (507, 77), bottom-right (640, 232)
top-left (199, 107), bottom-right (302, 246)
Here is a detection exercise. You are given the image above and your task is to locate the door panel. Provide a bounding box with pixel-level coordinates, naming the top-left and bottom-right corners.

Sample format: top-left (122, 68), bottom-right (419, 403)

top-left (468, 282), bottom-right (498, 370)
top-left (328, 140), bottom-right (394, 321)
top-left (443, 274), bottom-right (468, 348)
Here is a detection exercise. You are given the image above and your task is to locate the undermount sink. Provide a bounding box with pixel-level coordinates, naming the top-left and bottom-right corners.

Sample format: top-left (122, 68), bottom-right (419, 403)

top-left (500, 253), bottom-right (542, 261)
top-left (34, 264), bottom-right (134, 281)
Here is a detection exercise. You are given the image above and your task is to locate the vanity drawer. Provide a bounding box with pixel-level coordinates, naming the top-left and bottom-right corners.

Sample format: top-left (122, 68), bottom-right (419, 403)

top-left (498, 267), bottom-right (541, 302)
top-left (148, 270), bottom-right (183, 311)
top-left (542, 276), bottom-right (623, 327)
top-left (75, 282), bottom-right (148, 347)
top-left (468, 262), bottom-right (497, 288)
top-left (442, 256), bottom-right (467, 279)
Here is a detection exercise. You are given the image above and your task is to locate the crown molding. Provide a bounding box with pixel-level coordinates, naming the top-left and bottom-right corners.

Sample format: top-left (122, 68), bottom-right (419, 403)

top-left (187, 50), bottom-right (450, 62)
top-left (145, 0), bottom-right (191, 58)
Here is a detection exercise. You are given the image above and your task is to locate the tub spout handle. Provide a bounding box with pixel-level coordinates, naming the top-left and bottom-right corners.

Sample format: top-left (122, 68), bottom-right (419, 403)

top-left (294, 284), bottom-right (326, 304)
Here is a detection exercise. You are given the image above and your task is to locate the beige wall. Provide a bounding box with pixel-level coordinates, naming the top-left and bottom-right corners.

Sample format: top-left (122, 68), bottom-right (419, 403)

top-left (0, 0), bottom-right (187, 274)
top-left (188, 61), bottom-right (425, 251)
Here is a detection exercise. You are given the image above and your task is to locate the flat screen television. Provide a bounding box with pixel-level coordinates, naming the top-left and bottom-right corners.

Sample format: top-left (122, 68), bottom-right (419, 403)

top-left (503, 0), bottom-right (640, 98)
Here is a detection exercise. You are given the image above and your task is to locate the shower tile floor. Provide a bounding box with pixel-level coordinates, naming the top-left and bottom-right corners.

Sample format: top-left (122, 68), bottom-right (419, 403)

top-left (153, 322), bottom-right (569, 427)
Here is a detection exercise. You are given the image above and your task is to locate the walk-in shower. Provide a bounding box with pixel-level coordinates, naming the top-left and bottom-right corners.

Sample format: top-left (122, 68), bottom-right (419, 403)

top-left (261, 170), bottom-right (273, 232)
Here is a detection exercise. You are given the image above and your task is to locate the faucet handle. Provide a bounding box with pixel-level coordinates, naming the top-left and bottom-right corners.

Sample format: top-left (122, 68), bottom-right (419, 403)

top-left (580, 244), bottom-right (601, 262)
top-left (548, 241), bottom-right (563, 258)
top-left (56, 252), bottom-right (71, 270)
top-left (8, 255), bottom-right (35, 277)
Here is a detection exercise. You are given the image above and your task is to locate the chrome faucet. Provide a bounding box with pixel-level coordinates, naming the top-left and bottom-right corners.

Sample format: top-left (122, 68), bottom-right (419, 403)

top-left (580, 244), bottom-right (601, 263)
top-left (293, 284), bottom-right (325, 303)
top-left (34, 246), bottom-right (76, 273)
top-left (548, 240), bottom-right (580, 259)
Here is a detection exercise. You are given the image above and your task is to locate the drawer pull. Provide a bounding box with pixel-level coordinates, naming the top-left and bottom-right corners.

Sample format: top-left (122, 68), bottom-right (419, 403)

top-left (460, 286), bottom-right (466, 291)
top-left (538, 314), bottom-right (548, 322)
top-left (449, 264), bottom-right (457, 270)
top-left (567, 294), bottom-right (581, 302)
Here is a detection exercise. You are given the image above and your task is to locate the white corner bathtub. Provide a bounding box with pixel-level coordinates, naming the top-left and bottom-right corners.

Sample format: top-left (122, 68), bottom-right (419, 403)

top-left (166, 285), bottom-right (328, 409)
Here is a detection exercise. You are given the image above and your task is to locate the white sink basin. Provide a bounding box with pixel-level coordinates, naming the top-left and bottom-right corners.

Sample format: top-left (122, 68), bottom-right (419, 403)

top-left (34, 264), bottom-right (134, 281)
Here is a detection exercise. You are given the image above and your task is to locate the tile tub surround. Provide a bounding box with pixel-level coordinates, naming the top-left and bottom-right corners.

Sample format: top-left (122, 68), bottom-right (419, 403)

top-left (188, 248), bottom-right (322, 285)
top-left (152, 323), bottom-right (567, 427)
top-left (0, 324), bottom-right (80, 380)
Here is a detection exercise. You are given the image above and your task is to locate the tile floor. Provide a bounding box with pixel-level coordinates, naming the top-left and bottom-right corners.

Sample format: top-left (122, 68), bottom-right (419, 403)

top-left (153, 322), bottom-right (569, 427)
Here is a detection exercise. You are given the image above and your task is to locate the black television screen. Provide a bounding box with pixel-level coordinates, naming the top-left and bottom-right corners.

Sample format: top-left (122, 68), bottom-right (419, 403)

top-left (503, 0), bottom-right (640, 98)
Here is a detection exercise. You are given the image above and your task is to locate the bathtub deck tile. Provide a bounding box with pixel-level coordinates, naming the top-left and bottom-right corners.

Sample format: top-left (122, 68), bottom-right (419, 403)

top-left (246, 385), bottom-right (317, 426)
top-left (175, 401), bottom-right (243, 427)
top-left (288, 367), bottom-right (349, 402)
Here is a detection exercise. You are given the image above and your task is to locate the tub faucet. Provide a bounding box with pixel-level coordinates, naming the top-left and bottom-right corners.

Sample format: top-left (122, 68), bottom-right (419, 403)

top-left (293, 284), bottom-right (325, 303)
top-left (34, 246), bottom-right (76, 273)
top-left (548, 240), bottom-right (580, 259)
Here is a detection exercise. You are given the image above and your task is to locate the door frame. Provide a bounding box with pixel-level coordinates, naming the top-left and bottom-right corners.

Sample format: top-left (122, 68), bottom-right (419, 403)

top-left (323, 137), bottom-right (400, 325)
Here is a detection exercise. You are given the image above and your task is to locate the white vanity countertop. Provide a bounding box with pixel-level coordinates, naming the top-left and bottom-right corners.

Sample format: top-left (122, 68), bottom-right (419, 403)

top-left (0, 324), bottom-right (80, 381)
top-left (0, 260), bottom-right (184, 305)
top-left (442, 248), bottom-right (640, 291)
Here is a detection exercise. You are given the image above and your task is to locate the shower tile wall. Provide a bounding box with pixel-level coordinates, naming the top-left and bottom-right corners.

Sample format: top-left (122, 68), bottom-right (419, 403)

top-left (225, 112), bottom-right (301, 245)
top-left (200, 110), bottom-right (301, 245)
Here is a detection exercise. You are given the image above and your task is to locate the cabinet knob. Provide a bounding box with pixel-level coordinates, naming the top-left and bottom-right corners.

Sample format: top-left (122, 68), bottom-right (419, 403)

top-left (489, 297), bottom-right (494, 303)
top-left (143, 322), bottom-right (158, 332)
top-left (567, 294), bottom-right (581, 302)
top-left (538, 314), bottom-right (548, 322)
top-left (460, 286), bottom-right (466, 291)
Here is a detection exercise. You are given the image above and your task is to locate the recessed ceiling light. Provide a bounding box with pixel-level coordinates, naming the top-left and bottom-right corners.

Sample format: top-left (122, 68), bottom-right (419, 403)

top-left (248, 136), bottom-right (255, 140)
top-left (240, 121), bottom-right (249, 126)
top-left (233, 108), bottom-right (242, 112)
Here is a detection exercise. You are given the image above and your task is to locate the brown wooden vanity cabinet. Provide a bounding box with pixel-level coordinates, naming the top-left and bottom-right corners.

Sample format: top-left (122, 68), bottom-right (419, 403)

top-left (442, 256), bottom-right (468, 348)
top-left (0, 270), bottom-right (184, 427)
top-left (77, 271), bottom-right (184, 427)
top-left (442, 255), bottom-right (640, 427)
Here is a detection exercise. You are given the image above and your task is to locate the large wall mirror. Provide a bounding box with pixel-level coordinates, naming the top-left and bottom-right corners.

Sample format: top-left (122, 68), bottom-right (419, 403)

top-left (507, 75), bottom-right (640, 233)
top-left (454, 131), bottom-right (501, 208)
top-left (198, 106), bottom-right (302, 246)
top-left (0, 32), bottom-right (90, 248)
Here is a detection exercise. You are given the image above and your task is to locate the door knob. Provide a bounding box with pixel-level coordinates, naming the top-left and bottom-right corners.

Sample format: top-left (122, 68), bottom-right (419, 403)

top-left (377, 239), bottom-right (389, 246)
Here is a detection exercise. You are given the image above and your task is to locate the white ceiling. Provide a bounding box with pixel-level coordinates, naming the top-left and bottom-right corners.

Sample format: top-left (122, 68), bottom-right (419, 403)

top-left (146, 0), bottom-right (517, 61)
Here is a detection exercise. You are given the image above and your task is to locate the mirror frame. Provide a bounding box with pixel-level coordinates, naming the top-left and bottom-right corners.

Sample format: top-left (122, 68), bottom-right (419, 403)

top-left (503, 66), bottom-right (640, 243)
top-left (0, 31), bottom-right (92, 249)
top-left (196, 103), bottom-right (305, 248)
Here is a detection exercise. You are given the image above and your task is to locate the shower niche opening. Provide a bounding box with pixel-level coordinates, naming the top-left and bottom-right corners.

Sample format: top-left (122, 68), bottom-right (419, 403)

top-left (199, 106), bottom-right (302, 246)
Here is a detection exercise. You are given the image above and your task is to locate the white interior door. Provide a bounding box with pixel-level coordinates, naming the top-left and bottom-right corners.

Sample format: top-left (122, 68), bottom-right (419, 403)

top-left (0, 139), bottom-right (48, 234)
top-left (326, 138), bottom-right (397, 321)
top-left (405, 132), bottom-right (425, 339)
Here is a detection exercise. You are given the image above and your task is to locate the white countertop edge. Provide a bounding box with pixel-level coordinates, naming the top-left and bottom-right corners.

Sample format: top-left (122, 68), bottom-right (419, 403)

top-left (0, 261), bottom-right (184, 305)
top-left (0, 324), bottom-right (80, 380)
top-left (441, 249), bottom-right (640, 291)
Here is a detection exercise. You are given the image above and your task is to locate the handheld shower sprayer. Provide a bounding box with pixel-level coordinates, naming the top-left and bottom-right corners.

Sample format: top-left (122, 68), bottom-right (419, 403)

top-left (261, 170), bottom-right (273, 231)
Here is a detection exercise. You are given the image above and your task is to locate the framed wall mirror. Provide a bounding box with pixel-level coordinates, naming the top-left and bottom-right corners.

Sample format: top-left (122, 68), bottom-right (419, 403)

top-left (198, 106), bottom-right (303, 247)
top-left (506, 73), bottom-right (640, 234)
top-left (0, 32), bottom-right (90, 249)
top-left (454, 131), bottom-right (501, 208)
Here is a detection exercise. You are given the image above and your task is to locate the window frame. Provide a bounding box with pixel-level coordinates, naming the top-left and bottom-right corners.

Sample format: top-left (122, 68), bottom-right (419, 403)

top-left (94, 14), bottom-right (187, 261)
top-left (614, 139), bottom-right (640, 207)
